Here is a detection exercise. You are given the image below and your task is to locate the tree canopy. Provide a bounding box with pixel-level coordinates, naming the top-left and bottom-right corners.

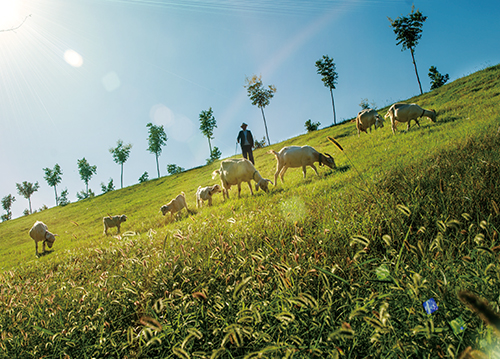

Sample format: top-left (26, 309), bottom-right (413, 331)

top-left (1, 194), bottom-right (16, 221)
top-left (16, 181), bottom-right (39, 214)
top-left (244, 75), bottom-right (276, 146)
top-left (388, 6), bottom-right (427, 94)
top-left (429, 66), bottom-right (450, 90)
top-left (199, 107), bottom-right (217, 154)
top-left (315, 55), bottom-right (339, 125)
top-left (109, 139), bottom-right (132, 188)
top-left (146, 123), bottom-right (168, 178)
top-left (43, 163), bottom-right (63, 206)
top-left (77, 158), bottom-right (97, 197)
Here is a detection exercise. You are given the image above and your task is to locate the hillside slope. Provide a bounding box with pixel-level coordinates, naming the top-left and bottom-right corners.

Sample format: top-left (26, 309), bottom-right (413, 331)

top-left (1, 64), bottom-right (500, 358)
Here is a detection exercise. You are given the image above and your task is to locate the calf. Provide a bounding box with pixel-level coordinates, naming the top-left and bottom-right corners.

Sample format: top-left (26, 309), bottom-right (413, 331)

top-left (103, 215), bottom-right (127, 235)
top-left (196, 184), bottom-right (222, 208)
top-left (160, 192), bottom-right (189, 219)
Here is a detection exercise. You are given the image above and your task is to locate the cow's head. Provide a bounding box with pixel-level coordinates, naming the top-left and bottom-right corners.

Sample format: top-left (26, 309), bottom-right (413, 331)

top-left (320, 153), bottom-right (336, 169)
top-left (45, 231), bottom-right (58, 248)
top-left (255, 179), bottom-right (273, 193)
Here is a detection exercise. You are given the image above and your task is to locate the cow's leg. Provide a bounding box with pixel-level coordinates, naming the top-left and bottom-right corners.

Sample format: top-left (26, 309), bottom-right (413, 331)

top-left (208, 197), bottom-right (212, 206)
top-left (274, 163), bottom-right (283, 185)
top-left (391, 118), bottom-right (397, 134)
top-left (279, 166), bottom-right (288, 183)
top-left (310, 164), bottom-right (319, 176)
top-left (35, 242), bottom-right (39, 256)
top-left (42, 241), bottom-right (46, 253)
top-left (116, 224), bottom-right (121, 234)
top-left (302, 165), bottom-right (308, 178)
top-left (247, 181), bottom-right (254, 196)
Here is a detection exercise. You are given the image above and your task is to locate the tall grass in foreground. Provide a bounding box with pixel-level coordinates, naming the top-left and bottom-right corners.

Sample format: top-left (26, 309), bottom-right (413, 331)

top-left (1, 126), bottom-right (500, 358)
top-left (1, 64), bottom-right (500, 358)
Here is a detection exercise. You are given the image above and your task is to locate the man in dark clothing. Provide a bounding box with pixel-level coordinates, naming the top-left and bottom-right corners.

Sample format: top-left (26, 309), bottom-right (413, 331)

top-left (237, 122), bottom-right (254, 164)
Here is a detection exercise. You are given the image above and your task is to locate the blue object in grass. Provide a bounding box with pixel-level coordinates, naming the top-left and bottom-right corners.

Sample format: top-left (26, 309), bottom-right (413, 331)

top-left (450, 317), bottom-right (466, 335)
top-left (423, 298), bottom-right (438, 314)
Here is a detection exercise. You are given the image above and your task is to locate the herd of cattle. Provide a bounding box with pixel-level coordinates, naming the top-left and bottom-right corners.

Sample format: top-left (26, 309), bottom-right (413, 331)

top-left (29, 102), bottom-right (436, 256)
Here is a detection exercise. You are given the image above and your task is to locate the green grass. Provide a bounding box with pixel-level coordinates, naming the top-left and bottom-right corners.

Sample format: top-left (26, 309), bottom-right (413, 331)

top-left (1, 64), bottom-right (500, 358)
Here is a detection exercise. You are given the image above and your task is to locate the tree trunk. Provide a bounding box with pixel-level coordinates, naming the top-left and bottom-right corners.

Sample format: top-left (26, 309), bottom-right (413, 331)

top-left (208, 138), bottom-right (212, 155)
top-left (53, 186), bottom-right (58, 206)
top-left (28, 196), bottom-right (32, 214)
top-left (410, 48), bottom-right (423, 95)
top-left (330, 88), bottom-right (337, 125)
top-left (121, 163), bottom-right (124, 189)
top-left (86, 182), bottom-right (89, 197)
top-left (260, 107), bottom-right (271, 146)
top-left (156, 154), bottom-right (160, 178)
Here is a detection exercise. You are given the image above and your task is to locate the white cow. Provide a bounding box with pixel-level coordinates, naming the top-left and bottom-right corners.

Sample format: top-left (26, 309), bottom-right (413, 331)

top-left (29, 221), bottom-right (58, 256)
top-left (356, 108), bottom-right (384, 136)
top-left (385, 103), bottom-right (436, 134)
top-left (268, 145), bottom-right (336, 184)
top-left (212, 158), bottom-right (273, 199)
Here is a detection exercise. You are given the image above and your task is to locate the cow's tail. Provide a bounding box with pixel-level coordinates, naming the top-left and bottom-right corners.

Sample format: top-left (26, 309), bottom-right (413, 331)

top-left (267, 149), bottom-right (279, 159)
top-left (211, 170), bottom-right (220, 180)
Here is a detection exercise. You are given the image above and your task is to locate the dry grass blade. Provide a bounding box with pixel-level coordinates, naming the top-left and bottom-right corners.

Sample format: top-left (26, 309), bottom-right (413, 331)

top-left (327, 136), bottom-right (344, 151)
top-left (458, 291), bottom-right (500, 336)
top-left (139, 316), bottom-right (162, 331)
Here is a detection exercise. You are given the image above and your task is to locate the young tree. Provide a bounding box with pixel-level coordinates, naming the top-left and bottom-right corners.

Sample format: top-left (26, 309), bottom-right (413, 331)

top-left (254, 137), bottom-right (266, 149)
top-left (305, 119), bottom-right (321, 133)
top-left (428, 66), bottom-right (449, 90)
top-left (109, 139), bottom-right (132, 189)
top-left (16, 181), bottom-right (40, 215)
top-left (43, 163), bottom-right (63, 206)
top-left (315, 55), bottom-right (339, 125)
top-left (199, 107), bottom-right (217, 155)
top-left (77, 189), bottom-right (95, 201)
top-left (58, 189), bottom-right (70, 206)
top-left (101, 178), bottom-right (115, 194)
top-left (138, 171), bottom-right (149, 183)
top-left (244, 75), bottom-right (276, 146)
top-left (77, 157), bottom-right (97, 198)
top-left (206, 146), bottom-right (222, 165)
top-left (1, 194), bottom-right (16, 221)
top-left (167, 164), bottom-right (185, 175)
top-left (146, 123), bottom-right (168, 178)
top-left (388, 6), bottom-right (427, 95)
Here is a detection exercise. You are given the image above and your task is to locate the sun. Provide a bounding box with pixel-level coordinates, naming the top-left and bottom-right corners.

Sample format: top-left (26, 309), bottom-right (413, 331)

top-left (0, 0), bottom-right (21, 30)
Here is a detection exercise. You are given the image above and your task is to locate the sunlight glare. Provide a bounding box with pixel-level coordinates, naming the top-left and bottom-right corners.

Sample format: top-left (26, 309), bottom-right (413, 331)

top-left (0, 0), bottom-right (20, 29)
top-left (102, 71), bottom-right (121, 92)
top-left (64, 49), bottom-right (83, 67)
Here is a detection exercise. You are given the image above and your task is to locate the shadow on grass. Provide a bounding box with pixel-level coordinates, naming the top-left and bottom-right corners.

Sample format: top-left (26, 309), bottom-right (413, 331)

top-left (37, 250), bottom-right (54, 258)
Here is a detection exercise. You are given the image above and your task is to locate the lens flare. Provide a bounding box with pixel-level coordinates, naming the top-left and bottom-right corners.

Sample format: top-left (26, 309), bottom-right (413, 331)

top-left (0, 0), bottom-right (20, 29)
top-left (64, 49), bottom-right (83, 67)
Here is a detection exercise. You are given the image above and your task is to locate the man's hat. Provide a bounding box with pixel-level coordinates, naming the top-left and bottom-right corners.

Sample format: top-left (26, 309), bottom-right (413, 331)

top-left (241, 123), bottom-right (248, 128)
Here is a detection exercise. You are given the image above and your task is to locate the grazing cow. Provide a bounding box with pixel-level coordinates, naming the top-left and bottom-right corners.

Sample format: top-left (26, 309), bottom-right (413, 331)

top-left (103, 215), bottom-right (127, 235)
top-left (160, 192), bottom-right (189, 220)
top-left (212, 158), bottom-right (273, 200)
top-left (356, 108), bottom-right (384, 136)
top-left (268, 145), bottom-right (336, 184)
top-left (29, 221), bottom-right (58, 256)
top-left (196, 184), bottom-right (222, 208)
top-left (384, 103), bottom-right (437, 134)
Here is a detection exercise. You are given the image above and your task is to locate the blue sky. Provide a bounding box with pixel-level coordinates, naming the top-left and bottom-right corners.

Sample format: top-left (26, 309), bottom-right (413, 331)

top-left (1, 0), bottom-right (499, 218)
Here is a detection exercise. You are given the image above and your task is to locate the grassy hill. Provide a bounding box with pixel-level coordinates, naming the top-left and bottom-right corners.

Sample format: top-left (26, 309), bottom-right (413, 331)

top-left (1, 64), bottom-right (500, 358)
